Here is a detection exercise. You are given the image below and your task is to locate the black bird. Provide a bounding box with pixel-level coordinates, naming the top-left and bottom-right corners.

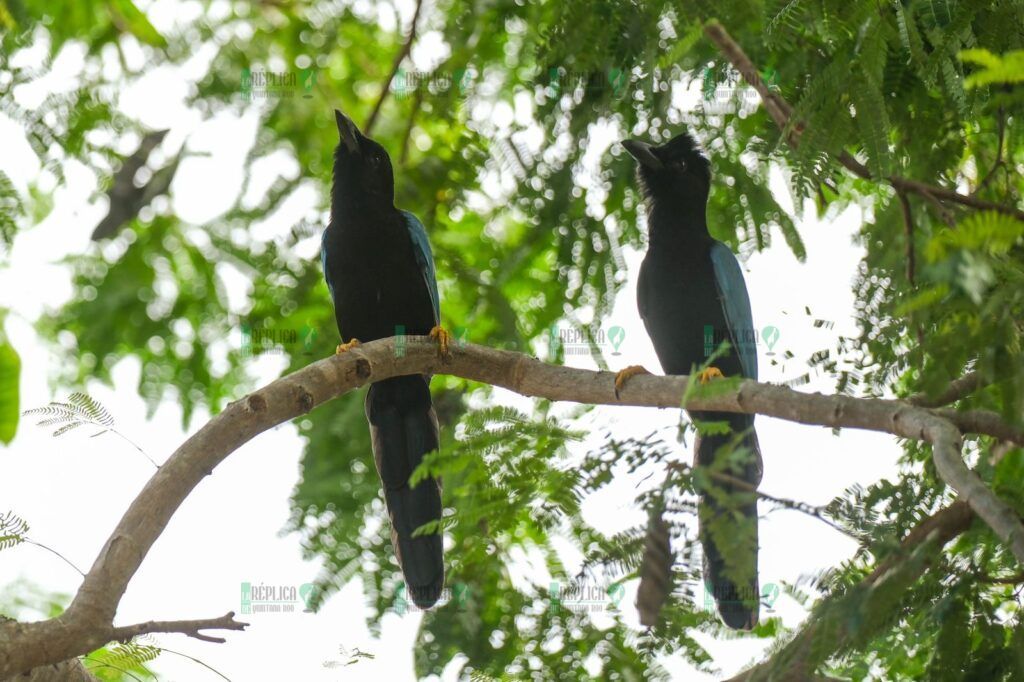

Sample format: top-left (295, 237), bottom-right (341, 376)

top-left (617, 131), bottom-right (762, 629)
top-left (321, 109), bottom-right (448, 608)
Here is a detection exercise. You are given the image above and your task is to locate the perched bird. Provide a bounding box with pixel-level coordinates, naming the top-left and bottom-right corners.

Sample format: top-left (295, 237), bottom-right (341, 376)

top-left (322, 109), bottom-right (449, 608)
top-left (617, 131), bottom-right (762, 629)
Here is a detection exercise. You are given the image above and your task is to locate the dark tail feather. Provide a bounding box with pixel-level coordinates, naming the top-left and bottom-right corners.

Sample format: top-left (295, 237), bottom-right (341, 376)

top-left (694, 412), bottom-right (762, 630)
top-left (365, 375), bottom-right (444, 608)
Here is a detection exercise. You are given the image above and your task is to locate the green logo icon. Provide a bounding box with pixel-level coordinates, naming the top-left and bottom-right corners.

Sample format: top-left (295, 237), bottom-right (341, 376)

top-left (607, 326), bottom-right (626, 355)
top-left (761, 325), bottom-right (780, 353)
top-left (299, 583), bottom-right (316, 612)
top-left (762, 583), bottom-right (780, 608)
top-left (608, 583), bottom-right (625, 607)
top-left (300, 68), bottom-right (316, 98)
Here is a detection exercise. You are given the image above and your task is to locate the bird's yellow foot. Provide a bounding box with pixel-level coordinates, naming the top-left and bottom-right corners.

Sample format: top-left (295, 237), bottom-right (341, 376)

top-left (336, 339), bottom-right (361, 354)
top-left (614, 365), bottom-right (651, 399)
top-left (429, 325), bottom-right (452, 359)
top-left (698, 366), bottom-right (724, 384)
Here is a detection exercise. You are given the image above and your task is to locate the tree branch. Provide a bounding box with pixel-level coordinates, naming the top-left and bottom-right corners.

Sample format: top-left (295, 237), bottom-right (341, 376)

top-left (908, 370), bottom-right (985, 407)
top-left (2, 337), bottom-right (1023, 676)
top-left (108, 612), bottom-right (247, 644)
top-left (702, 21), bottom-right (1024, 222)
top-left (726, 502), bottom-right (975, 681)
top-left (363, 0), bottom-right (425, 137)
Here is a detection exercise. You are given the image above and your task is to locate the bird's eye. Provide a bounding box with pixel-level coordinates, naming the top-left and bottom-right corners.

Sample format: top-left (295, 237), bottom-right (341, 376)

top-left (672, 159), bottom-right (688, 171)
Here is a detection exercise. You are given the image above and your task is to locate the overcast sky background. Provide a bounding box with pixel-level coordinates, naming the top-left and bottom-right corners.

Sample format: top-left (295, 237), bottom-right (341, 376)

top-left (0, 2), bottom-right (905, 679)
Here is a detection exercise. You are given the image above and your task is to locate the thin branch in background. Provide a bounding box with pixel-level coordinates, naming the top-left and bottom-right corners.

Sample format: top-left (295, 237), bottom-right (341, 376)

top-left (153, 645), bottom-right (232, 681)
top-left (974, 106), bottom-right (1006, 195)
top-left (702, 21), bottom-right (1024, 223)
top-left (364, 0), bottom-right (425, 136)
top-left (23, 393), bottom-right (160, 468)
top-left (24, 539), bottom-right (85, 577)
top-left (669, 462), bottom-right (858, 540)
top-left (909, 370), bottom-right (985, 408)
top-left (897, 190), bottom-right (916, 286)
top-left (81, 658), bottom-right (145, 682)
top-left (399, 86), bottom-right (424, 166)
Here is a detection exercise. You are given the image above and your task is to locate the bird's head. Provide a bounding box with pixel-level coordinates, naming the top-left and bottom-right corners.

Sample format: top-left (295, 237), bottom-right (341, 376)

top-left (622, 131), bottom-right (711, 202)
top-left (332, 109), bottom-right (395, 208)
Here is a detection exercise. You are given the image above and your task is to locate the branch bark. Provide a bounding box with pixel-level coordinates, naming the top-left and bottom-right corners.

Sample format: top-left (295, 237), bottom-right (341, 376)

top-left (702, 21), bottom-right (1024, 223)
top-left (2, 337), bottom-right (1023, 676)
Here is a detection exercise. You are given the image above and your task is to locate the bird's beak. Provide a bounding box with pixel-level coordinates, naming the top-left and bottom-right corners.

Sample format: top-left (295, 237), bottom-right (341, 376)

top-left (335, 109), bottom-right (360, 154)
top-left (622, 139), bottom-right (663, 170)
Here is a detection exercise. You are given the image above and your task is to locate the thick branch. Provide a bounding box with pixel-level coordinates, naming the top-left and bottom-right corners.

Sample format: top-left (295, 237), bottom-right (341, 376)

top-left (2, 338), bottom-right (1022, 676)
top-left (702, 21), bottom-right (1024, 222)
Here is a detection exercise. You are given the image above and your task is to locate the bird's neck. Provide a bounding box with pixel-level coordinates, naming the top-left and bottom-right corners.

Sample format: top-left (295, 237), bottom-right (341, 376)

top-left (330, 189), bottom-right (397, 229)
top-left (645, 191), bottom-right (710, 249)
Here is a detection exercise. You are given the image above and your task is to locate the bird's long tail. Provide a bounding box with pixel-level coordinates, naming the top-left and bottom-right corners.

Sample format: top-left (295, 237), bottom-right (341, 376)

top-left (693, 411), bottom-right (762, 630)
top-left (365, 375), bottom-right (444, 608)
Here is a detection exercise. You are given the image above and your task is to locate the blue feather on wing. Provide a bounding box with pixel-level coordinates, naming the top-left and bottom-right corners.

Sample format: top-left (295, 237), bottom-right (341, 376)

top-left (401, 210), bottom-right (440, 326)
top-left (709, 242), bottom-right (757, 381)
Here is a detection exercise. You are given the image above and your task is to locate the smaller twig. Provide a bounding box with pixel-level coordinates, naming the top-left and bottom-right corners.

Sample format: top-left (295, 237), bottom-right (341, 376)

top-left (109, 612), bottom-right (248, 644)
top-left (668, 462), bottom-right (857, 539)
top-left (155, 645), bottom-right (232, 681)
top-left (897, 190), bottom-right (916, 286)
top-left (82, 657), bottom-right (145, 682)
top-left (399, 87), bottom-right (424, 165)
top-left (916, 185), bottom-right (957, 227)
top-left (364, 0), bottom-right (426, 136)
top-left (974, 108), bottom-right (1005, 195)
top-left (978, 570), bottom-right (1024, 585)
top-left (910, 370), bottom-right (985, 408)
top-left (24, 539), bottom-right (85, 577)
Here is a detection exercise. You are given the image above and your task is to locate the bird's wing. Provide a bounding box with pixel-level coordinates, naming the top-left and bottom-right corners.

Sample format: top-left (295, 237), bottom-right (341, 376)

top-left (709, 241), bottom-right (757, 381)
top-left (320, 228), bottom-right (336, 300)
top-left (401, 210), bottom-right (441, 325)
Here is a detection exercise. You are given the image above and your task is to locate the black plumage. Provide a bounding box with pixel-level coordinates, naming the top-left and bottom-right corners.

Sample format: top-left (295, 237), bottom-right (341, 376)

top-left (321, 109), bottom-right (444, 608)
top-left (622, 131), bottom-right (762, 629)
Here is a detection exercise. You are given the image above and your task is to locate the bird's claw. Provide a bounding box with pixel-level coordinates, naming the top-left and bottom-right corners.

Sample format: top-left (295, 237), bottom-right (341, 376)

top-left (698, 366), bottom-right (724, 384)
top-left (614, 365), bottom-right (650, 399)
top-left (429, 325), bottom-right (452, 360)
top-left (336, 339), bottom-right (361, 354)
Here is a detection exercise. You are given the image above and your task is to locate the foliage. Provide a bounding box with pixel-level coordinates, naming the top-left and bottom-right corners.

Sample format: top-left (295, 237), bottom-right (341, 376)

top-left (1, 0), bottom-right (1023, 678)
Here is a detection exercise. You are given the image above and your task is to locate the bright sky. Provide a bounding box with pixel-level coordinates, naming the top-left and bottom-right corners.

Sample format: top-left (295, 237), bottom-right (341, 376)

top-left (0, 2), bottom-right (905, 680)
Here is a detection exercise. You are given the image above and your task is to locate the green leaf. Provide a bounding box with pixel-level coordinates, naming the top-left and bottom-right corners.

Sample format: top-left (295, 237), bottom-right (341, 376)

top-left (106, 0), bottom-right (167, 48)
top-left (0, 335), bottom-right (19, 445)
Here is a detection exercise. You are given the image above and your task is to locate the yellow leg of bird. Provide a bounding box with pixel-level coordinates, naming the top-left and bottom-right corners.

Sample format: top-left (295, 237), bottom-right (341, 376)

top-left (698, 366), bottom-right (724, 384)
top-left (336, 339), bottom-right (361, 354)
top-left (614, 365), bottom-right (651, 399)
top-left (429, 325), bottom-right (452, 359)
